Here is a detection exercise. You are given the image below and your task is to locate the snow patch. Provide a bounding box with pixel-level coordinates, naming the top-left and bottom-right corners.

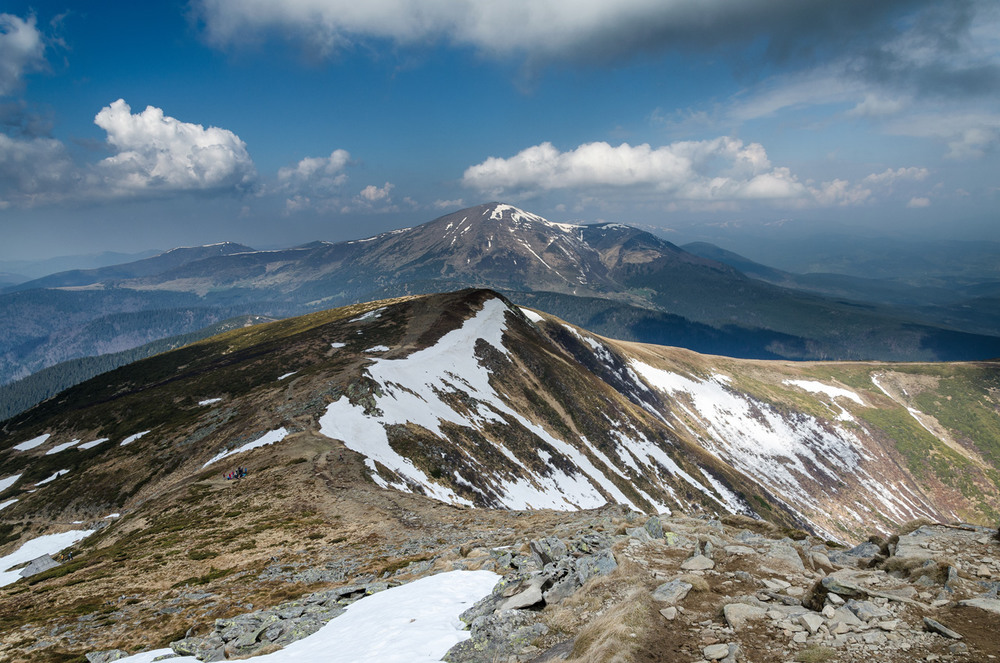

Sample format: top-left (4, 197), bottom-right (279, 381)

top-left (13, 434), bottom-right (50, 451)
top-left (120, 430), bottom-right (150, 446)
top-left (114, 571), bottom-right (500, 663)
top-left (278, 371), bottom-right (297, 381)
top-left (365, 345), bottom-right (390, 353)
top-left (37, 470), bottom-right (70, 485)
top-left (0, 529), bottom-right (95, 587)
top-left (331, 342), bottom-right (346, 349)
top-left (78, 438), bottom-right (109, 450)
top-left (519, 307), bottom-right (544, 323)
top-left (202, 428), bottom-right (289, 468)
top-left (0, 499), bottom-right (17, 511)
top-left (350, 307), bottom-right (386, 323)
top-left (199, 398), bottom-right (222, 406)
top-left (0, 474), bottom-right (22, 493)
top-left (45, 440), bottom-right (82, 455)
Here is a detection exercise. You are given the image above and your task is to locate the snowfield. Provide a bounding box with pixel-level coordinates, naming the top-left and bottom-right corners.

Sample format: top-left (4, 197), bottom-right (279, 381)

top-left (0, 529), bottom-right (95, 587)
top-left (13, 434), bottom-right (50, 451)
top-left (109, 570), bottom-right (499, 663)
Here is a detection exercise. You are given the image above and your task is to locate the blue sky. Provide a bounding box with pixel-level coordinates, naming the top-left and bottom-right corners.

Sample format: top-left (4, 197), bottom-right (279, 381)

top-left (1, 0), bottom-right (998, 259)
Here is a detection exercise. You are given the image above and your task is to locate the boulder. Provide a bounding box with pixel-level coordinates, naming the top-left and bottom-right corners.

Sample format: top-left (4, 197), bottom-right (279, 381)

top-left (703, 643), bottom-right (730, 660)
top-left (924, 617), bottom-right (963, 640)
top-left (652, 579), bottom-right (693, 604)
top-left (644, 516), bottom-right (665, 539)
top-left (444, 611), bottom-right (547, 663)
top-left (574, 550), bottom-right (617, 584)
top-left (680, 554), bottom-right (714, 571)
top-left (723, 603), bottom-right (766, 630)
top-left (957, 597), bottom-right (1000, 615)
top-left (762, 545), bottom-right (805, 574)
top-left (529, 537), bottom-right (567, 568)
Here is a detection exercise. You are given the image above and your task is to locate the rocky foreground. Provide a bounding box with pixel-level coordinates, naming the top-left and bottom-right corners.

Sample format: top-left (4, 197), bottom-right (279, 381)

top-left (80, 510), bottom-right (999, 663)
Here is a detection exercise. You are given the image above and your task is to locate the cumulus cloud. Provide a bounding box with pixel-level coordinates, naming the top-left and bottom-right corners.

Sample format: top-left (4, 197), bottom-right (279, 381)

top-left (433, 198), bottom-right (465, 209)
top-left (277, 149), bottom-right (352, 212)
top-left (907, 196), bottom-right (931, 207)
top-left (278, 149), bottom-right (350, 187)
top-left (463, 139), bottom-right (933, 210)
top-left (0, 13), bottom-right (46, 95)
top-left (358, 182), bottom-right (393, 202)
top-left (194, 0), bottom-right (933, 65)
top-left (94, 99), bottom-right (256, 194)
top-left (463, 138), bottom-right (808, 202)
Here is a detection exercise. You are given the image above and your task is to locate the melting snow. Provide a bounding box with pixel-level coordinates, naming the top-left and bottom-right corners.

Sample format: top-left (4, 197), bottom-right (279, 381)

top-left (13, 434), bottom-right (50, 451)
top-left (365, 345), bottom-right (390, 353)
top-left (0, 529), bottom-right (95, 587)
top-left (319, 297), bottom-right (619, 510)
top-left (45, 440), bottom-right (82, 455)
top-left (78, 438), bottom-right (109, 450)
top-left (113, 570), bottom-right (499, 663)
top-left (349, 308), bottom-right (386, 323)
top-left (519, 308), bottom-right (544, 323)
top-left (120, 430), bottom-right (150, 446)
top-left (37, 470), bottom-right (70, 485)
top-left (203, 428), bottom-right (289, 468)
top-left (0, 474), bottom-right (21, 493)
top-left (784, 379), bottom-right (865, 422)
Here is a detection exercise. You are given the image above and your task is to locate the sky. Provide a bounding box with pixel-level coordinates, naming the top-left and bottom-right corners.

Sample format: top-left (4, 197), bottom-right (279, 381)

top-left (1, 0), bottom-right (998, 260)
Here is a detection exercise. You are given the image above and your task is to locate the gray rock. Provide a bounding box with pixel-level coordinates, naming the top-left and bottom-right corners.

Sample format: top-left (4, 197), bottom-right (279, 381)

top-left (957, 597), bottom-right (1000, 615)
top-left (652, 579), bottom-right (693, 604)
top-left (829, 541), bottom-right (881, 566)
top-left (626, 526), bottom-right (654, 542)
top-left (723, 603), bottom-right (766, 630)
top-left (498, 584), bottom-right (544, 612)
top-left (543, 574), bottom-right (581, 605)
top-left (574, 550), bottom-right (617, 585)
top-left (762, 545), bottom-right (805, 573)
top-left (680, 554), bottom-right (714, 571)
top-left (444, 610), bottom-right (546, 663)
top-left (703, 643), bottom-right (730, 660)
top-left (846, 599), bottom-right (891, 622)
top-left (530, 537), bottom-right (567, 568)
top-left (799, 613), bottom-right (824, 634)
top-left (924, 617), bottom-right (963, 640)
top-left (85, 651), bottom-right (130, 663)
top-left (644, 516), bottom-right (665, 539)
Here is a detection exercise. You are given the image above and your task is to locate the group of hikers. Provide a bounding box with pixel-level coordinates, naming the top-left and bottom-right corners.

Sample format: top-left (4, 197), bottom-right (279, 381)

top-left (224, 467), bottom-right (248, 481)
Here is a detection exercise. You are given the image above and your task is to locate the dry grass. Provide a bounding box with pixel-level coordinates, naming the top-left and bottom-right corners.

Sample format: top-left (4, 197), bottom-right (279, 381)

top-left (565, 588), bottom-right (654, 663)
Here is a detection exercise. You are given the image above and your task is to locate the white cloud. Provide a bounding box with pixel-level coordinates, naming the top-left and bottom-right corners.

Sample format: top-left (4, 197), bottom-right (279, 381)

top-left (94, 99), bottom-right (256, 193)
top-left (277, 149), bottom-right (352, 213)
top-left (278, 149), bottom-right (350, 187)
top-left (359, 182), bottom-right (393, 202)
top-left (907, 196), bottom-right (931, 208)
top-left (848, 94), bottom-right (907, 118)
top-left (432, 198), bottom-right (465, 209)
top-left (463, 139), bottom-right (933, 210)
top-left (0, 133), bottom-right (76, 206)
top-left (887, 112), bottom-right (1000, 159)
top-left (463, 138), bottom-right (809, 202)
top-left (862, 167), bottom-right (929, 186)
top-left (0, 13), bottom-right (46, 95)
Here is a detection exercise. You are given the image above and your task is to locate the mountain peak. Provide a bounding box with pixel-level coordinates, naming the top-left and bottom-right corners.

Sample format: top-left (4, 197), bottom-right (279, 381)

top-left (480, 202), bottom-right (581, 234)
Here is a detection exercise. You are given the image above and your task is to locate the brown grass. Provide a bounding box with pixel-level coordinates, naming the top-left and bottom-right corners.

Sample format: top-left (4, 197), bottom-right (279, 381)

top-left (565, 588), bottom-right (654, 663)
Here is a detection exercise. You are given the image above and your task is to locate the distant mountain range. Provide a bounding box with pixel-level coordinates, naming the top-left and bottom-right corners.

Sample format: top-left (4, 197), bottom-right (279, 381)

top-left (2, 202), bottom-right (999, 398)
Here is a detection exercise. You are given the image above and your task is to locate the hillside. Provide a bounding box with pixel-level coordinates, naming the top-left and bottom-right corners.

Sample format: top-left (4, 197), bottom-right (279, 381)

top-left (4, 203), bottom-right (1000, 390)
top-left (1, 289), bottom-right (998, 661)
